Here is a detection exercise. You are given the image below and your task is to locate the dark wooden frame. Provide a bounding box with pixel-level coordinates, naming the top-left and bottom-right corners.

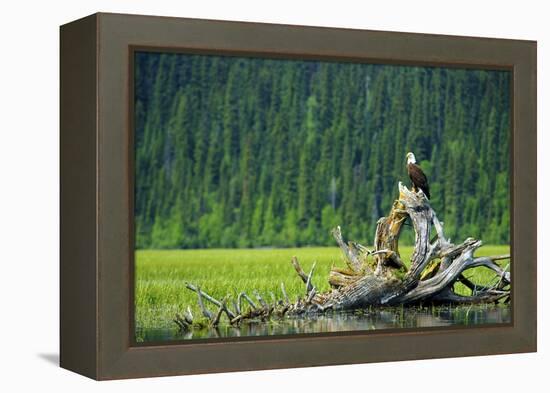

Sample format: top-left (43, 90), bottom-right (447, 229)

top-left (60, 12), bottom-right (537, 380)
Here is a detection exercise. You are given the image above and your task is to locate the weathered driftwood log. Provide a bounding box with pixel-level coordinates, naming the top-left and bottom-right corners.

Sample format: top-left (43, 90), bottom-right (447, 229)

top-left (176, 183), bottom-right (510, 330)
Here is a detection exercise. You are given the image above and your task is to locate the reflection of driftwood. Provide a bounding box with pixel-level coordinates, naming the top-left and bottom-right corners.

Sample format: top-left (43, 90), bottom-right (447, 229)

top-left (176, 183), bottom-right (510, 330)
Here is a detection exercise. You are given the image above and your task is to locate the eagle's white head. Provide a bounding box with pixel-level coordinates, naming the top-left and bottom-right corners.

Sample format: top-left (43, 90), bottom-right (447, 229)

top-left (406, 152), bottom-right (416, 165)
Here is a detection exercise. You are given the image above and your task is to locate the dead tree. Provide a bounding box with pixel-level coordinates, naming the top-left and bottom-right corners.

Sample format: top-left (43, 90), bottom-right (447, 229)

top-left (175, 183), bottom-right (510, 330)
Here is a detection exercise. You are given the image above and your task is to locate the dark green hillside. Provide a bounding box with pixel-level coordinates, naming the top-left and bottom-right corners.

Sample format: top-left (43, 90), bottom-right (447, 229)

top-left (134, 52), bottom-right (510, 249)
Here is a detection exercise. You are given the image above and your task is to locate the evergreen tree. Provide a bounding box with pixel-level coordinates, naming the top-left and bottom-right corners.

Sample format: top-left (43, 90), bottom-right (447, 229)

top-left (134, 52), bottom-right (511, 249)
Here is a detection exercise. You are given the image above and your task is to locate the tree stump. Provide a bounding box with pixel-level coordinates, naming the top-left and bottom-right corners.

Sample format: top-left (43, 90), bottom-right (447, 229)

top-left (320, 183), bottom-right (510, 310)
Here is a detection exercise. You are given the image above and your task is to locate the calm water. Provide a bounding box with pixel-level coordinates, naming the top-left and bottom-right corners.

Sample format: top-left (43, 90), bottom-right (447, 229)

top-left (135, 304), bottom-right (511, 343)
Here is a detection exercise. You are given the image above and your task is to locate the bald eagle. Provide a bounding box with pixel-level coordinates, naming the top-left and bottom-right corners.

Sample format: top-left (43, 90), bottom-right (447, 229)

top-left (406, 152), bottom-right (431, 199)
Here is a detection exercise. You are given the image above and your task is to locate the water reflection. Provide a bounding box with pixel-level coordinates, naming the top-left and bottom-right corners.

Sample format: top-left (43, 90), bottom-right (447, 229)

top-left (136, 304), bottom-right (511, 343)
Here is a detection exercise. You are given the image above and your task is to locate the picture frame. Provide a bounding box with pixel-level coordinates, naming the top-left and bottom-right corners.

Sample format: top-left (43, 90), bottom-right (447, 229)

top-left (60, 12), bottom-right (536, 380)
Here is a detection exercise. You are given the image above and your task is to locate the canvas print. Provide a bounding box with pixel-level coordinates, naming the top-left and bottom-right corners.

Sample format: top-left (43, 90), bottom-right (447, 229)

top-left (133, 51), bottom-right (511, 343)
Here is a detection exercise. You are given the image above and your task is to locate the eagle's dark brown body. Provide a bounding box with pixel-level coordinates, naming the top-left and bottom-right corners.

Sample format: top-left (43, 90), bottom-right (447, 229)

top-left (407, 162), bottom-right (431, 199)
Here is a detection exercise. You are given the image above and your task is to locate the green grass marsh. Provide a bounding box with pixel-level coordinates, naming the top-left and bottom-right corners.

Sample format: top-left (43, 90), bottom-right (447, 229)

top-left (135, 245), bottom-right (510, 332)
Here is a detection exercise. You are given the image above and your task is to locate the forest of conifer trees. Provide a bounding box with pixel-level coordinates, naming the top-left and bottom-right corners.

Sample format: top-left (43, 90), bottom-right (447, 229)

top-left (134, 51), bottom-right (510, 249)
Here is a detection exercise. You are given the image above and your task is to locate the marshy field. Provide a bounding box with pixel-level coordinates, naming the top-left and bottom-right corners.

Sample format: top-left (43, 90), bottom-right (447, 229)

top-left (135, 245), bottom-right (511, 342)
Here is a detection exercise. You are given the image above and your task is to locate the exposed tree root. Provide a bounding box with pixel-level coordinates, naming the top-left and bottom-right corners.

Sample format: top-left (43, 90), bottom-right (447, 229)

top-left (175, 183), bottom-right (510, 331)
